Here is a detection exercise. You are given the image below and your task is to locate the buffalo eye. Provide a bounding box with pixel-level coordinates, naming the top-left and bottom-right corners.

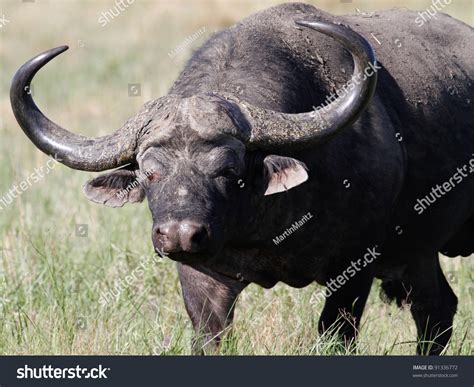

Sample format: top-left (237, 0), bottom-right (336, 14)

top-left (141, 156), bottom-right (164, 182)
top-left (145, 171), bottom-right (161, 182)
top-left (212, 165), bottom-right (239, 179)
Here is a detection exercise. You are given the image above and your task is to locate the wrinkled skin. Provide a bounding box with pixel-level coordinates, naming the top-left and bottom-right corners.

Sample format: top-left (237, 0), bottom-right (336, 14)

top-left (16, 3), bottom-right (474, 354)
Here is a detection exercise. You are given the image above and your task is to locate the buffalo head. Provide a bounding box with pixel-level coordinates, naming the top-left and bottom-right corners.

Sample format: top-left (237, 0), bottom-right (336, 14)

top-left (10, 21), bottom-right (377, 262)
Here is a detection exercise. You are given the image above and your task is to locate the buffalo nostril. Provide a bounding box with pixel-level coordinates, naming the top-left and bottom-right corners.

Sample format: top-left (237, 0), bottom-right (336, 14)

top-left (157, 223), bottom-right (178, 238)
top-left (179, 222), bottom-right (209, 252)
top-left (190, 226), bottom-right (207, 245)
top-left (153, 222), bottom-right (180, 253)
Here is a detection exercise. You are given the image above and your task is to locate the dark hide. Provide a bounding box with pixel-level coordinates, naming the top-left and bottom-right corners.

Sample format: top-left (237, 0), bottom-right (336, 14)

top-left (83, 3), bottom-right (473, 354)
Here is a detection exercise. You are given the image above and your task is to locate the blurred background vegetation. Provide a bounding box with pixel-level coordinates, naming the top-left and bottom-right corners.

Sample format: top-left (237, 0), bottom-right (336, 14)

top-left (0, 0), bottom-right (472, 354)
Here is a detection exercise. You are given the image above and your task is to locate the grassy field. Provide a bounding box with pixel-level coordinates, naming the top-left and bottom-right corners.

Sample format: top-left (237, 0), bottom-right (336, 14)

top-left (0, 0), bottom-right (472, 355)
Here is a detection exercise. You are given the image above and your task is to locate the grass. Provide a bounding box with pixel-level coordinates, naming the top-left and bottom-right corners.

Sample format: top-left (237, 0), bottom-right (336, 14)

top-left (0, 0), bottom-right (473, 355)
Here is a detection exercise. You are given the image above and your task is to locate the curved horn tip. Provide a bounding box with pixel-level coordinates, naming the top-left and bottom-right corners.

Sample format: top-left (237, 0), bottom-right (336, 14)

top-left (52, 45), bottom-right (69, 54)
top-left (35, 45), bottom-right (69, 62)
top-left (295, 20), bottom-right (357, 37)
top-left (295, 20), bottom-right (330, 30)
top-left (10, 44), bottom-right (137, 172)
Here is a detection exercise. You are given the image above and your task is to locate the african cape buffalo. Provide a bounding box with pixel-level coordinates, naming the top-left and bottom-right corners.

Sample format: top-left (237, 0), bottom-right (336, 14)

top-left (10, 3), bottom-right (474, 355)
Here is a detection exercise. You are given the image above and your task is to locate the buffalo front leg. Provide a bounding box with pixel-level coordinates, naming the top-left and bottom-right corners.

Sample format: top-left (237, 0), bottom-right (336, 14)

top-left (177, 263), bottom-right (247, 354)
top-left (406, 256), bottom-right (458, 355)
top-left (318, 268), bottom-right (374, 349)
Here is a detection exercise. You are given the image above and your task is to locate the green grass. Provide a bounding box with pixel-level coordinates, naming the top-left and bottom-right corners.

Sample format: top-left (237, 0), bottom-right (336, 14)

top-left (0, 0), bottom-right (472, 355)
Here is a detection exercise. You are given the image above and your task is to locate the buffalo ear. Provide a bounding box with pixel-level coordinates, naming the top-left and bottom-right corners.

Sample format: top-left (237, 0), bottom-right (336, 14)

top-left (83, 168), bottom-right (145, 208)
top-left (263, 155), bottom-right (308, 196)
